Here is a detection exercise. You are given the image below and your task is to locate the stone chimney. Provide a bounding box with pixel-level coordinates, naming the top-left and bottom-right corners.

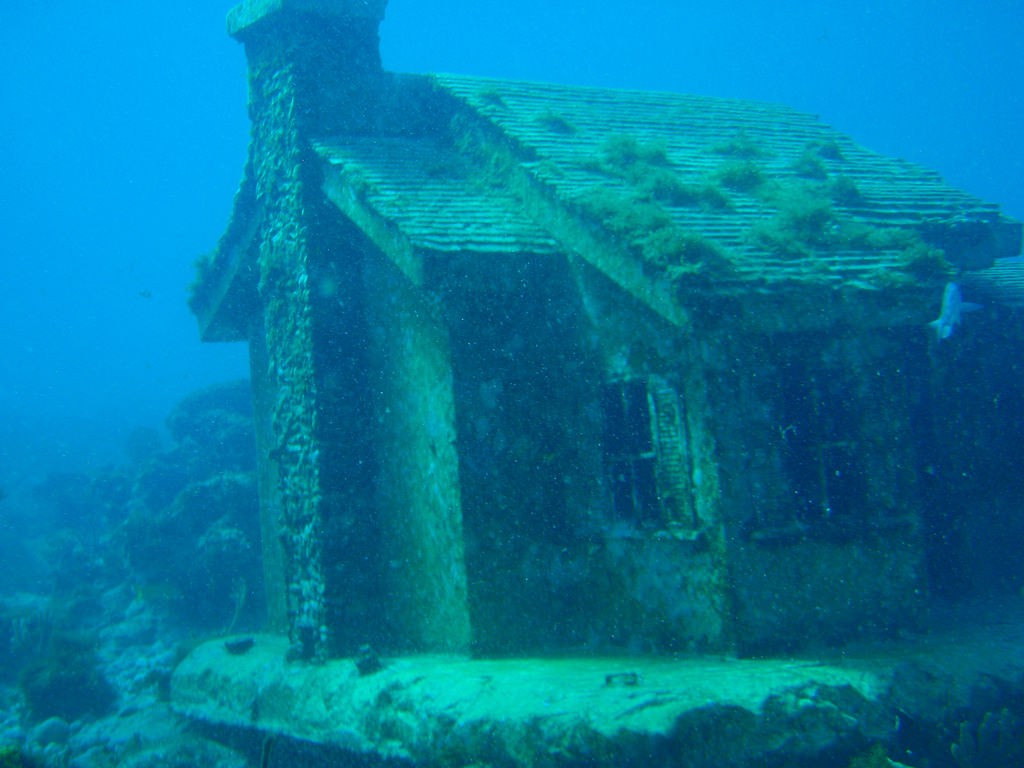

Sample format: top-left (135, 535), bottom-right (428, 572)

top-left (228, 0), bottom-right (389, 136)
top-left (223, 0), bottom-right (390, 662)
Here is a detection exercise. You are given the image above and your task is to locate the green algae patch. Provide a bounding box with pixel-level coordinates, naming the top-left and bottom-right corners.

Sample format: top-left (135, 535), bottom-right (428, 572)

top-left (790, 148), bottom-right (829, 180)
top-left (582, 134), bottom-right (732, 210)
top-left (575, 186), bottom-right (734, 281)
top-left (716, 160), bottom-right (766, 193)
top-left (574, 132), bottom-right (952, 286)
top-left (829, 175), bottom-right (864, 206)
top-left (711, 130), bottom-right (771, 159)
top-left (535, 109), bottom-right (578, 135)
top-left (748, 180), bottom-right (836, 257)
top-left (571, 134), bottom-right (736, 281)
top-left (898, 242), bottom-right (953, 279)
top-left (646, 228), bottom-right (733, 279)
top-left (746, 171), bottom-right (952, 276)
top-left (600, 133), bottom-right (671, 169)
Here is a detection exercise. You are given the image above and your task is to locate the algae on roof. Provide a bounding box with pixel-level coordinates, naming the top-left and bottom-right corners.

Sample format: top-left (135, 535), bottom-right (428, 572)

top-left (436, 74), bottom-right (1005, 289)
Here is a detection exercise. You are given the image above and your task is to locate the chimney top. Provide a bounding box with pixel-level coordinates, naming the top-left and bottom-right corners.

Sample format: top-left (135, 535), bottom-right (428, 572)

top-left (227, 0), bottom-right (388, 39)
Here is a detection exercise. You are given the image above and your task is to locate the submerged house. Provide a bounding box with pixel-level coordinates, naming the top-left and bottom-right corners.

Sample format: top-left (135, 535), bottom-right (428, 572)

top-left (191, 0), bottom-right (1023, 663)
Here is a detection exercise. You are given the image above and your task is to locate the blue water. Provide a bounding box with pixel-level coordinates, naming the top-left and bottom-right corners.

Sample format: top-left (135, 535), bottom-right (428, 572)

top-left (0, 2), bottom-right (1023, 765)
top-left (1, 0), bottom-right (1021, 480)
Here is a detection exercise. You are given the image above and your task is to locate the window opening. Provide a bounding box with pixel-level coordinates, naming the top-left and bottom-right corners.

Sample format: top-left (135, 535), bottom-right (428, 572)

top-left (601, 377), bottom-right (699, 535)
top-left (777, 367), bottom-right (868, 538)
top-left (603, 379), bottom-right (659, 525)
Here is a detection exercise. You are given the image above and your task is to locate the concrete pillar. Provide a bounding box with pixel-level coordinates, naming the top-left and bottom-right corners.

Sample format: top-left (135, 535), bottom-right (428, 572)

top-left (363, 254), bottom-right (471, 653)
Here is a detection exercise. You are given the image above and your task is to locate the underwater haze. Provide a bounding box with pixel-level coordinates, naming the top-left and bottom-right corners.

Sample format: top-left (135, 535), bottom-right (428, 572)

top-left (1, 2), bottom-right (1024, 766)
top-left (1, 0), bottom-right (1021, 483)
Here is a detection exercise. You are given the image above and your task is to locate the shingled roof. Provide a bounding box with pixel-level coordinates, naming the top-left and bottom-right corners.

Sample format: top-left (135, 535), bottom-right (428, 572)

top-left (193, 71), bottom-right (1021, 340)
top-left (429, 73), bottom-right (1014, 285)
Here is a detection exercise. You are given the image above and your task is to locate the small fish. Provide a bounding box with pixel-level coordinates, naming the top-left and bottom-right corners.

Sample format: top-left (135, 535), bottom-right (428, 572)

top-left (928, 282), bottom-right (980, 340)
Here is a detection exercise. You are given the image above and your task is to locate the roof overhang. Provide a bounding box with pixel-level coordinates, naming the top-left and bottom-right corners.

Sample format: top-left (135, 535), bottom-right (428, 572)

top-left (189, 160), bottom-right (262, 343)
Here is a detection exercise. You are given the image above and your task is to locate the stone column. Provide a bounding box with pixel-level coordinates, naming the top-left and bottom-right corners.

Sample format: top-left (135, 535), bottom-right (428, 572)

top-left (229, 0), bottom-right (388, 661)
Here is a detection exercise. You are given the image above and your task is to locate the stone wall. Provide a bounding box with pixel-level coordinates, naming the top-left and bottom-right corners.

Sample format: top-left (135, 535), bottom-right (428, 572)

top-left (238, 7), bottom-right (386, 661)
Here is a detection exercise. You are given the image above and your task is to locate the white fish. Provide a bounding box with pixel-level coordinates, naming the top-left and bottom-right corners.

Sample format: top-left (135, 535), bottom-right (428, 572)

top-left (928, 282), bottom-right (981, 340)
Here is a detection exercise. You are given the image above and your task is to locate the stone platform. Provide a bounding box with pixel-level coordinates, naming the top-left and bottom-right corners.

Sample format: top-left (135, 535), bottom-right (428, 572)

top-left (170, 600), bottom-right (1024, 767)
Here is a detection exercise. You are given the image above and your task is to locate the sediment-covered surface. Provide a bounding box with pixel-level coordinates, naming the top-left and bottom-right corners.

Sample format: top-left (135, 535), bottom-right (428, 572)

top-left (171, 600), bottom-right (1024, 767)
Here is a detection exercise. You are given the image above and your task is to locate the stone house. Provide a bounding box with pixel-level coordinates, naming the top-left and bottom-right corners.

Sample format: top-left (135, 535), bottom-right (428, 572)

top-left (190, 0), bottom-right (1023, 662)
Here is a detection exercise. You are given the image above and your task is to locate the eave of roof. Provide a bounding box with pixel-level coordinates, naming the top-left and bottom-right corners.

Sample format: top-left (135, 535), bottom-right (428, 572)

top-left (189, 158), bottom-right (262, 343)
top-left (316, 136), bottom-right (560, 285)
top-left (196, 72), bottom-right (1021, 339)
